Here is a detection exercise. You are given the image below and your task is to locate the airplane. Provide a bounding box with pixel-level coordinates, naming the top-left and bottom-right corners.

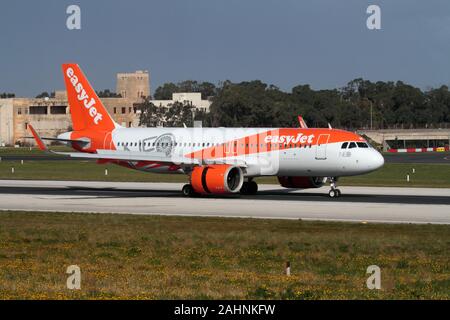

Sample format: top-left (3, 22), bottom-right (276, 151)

top-left (28, 63), bottom-right (384, 198)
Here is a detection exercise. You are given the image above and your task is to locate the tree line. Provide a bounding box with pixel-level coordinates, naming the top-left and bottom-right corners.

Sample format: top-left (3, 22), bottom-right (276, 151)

top-left (138, 100), bottom-right (208, 127)
top-left (0, 93), bottom-right (15, 98)
top-left (139, 78), bottom-right (450, 129)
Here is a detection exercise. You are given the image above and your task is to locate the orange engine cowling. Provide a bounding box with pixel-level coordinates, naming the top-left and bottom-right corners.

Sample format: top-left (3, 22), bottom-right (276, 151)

top-left (191, 165), bottom-right (244, 194)
top-left (278, 176), bottom-right (325, 189)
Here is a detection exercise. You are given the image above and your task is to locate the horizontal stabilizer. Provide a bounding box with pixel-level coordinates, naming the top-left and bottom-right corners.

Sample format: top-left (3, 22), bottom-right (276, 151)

top-left (23, 136), bottom-right (89, 146)
top-left (27, 124), bottom-right (48, 151)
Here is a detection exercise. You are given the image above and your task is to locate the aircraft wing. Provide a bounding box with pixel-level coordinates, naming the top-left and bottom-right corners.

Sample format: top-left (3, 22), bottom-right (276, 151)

top-left (52, 149), bottom-right (201, 165)
top-left (52, 150), bottom-right (248, 167)
top-left (28, 124), bottom-right (247, 167)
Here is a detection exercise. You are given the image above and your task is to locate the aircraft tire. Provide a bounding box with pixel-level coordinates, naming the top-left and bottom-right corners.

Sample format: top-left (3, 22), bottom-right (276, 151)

top-left (182, 184), bottom-right (195, 197)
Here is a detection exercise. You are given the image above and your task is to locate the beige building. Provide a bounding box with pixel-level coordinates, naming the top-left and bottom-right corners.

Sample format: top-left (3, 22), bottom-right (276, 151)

top-left (0, 70), bottom-right (213, 146)
top-left (0, 70), bottom-right (149, 146)
top-left (116, 70), bottom-right (150, 99)
top-left (151, 92), bottom-right (212, 113)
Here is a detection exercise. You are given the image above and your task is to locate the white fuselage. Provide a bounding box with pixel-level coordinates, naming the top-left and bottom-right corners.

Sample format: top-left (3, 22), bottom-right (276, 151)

top-left (95, 127), bottom-right (385, 177)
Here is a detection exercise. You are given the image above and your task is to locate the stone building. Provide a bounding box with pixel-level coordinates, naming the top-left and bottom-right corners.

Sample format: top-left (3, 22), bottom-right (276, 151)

top-left (151, 92), bottom-right (211, 113)
top-left (0, 71), bottom-right (149, 146)
top-left (0, 69), bottom-right (212, 146)
top-left (116, 70), bottom-right (150, 99)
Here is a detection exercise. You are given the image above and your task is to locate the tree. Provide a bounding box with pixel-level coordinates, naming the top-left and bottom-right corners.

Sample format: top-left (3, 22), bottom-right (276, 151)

top-left (165, 101), bottom-right (194, 127)
top-left (0, 93), bottom-right (15, 98)
top-left (96, 89), bottom-right (122, 98)
top-left (35, 91), bottom-right (55, 98)
top-left (150, 78), bottom-right (449, 130)
top-left (198, 82), bottom-right (216, 99)
top-left (153, 81), bottom-right (217, 100)
top-left (153, 83), bottom-right (179, 100)
top-left (137, 99), bottom-right (163, 127)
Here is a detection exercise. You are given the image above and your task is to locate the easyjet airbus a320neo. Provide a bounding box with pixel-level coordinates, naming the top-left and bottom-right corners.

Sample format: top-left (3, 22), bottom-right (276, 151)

top-left (28, 64), bottom-right (384, 197)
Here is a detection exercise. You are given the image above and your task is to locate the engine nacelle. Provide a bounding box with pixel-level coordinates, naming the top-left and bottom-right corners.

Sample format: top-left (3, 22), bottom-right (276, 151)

top-left (278, 176), bottom-right (325, 189)
top-left (191, 165), bottom-right (244, 194)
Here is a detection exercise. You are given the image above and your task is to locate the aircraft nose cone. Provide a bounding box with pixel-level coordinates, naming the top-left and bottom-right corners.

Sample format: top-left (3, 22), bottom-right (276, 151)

top-left (371, 150), bottom-right (384, 170)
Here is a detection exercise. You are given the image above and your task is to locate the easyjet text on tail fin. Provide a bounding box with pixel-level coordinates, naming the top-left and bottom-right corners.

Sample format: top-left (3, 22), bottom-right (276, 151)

top-left (62, 63), bottom-right (118, 132)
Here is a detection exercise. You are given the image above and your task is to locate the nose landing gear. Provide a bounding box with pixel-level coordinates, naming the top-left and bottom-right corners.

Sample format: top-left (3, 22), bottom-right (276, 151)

top-left (328, 177), bottom-right (341, 198)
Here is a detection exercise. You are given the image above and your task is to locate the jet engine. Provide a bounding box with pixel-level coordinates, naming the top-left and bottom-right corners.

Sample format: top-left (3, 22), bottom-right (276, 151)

top-left (277, 176), bottom-right (325, 189)
top-left (191, 165), bottom-right (244, 194)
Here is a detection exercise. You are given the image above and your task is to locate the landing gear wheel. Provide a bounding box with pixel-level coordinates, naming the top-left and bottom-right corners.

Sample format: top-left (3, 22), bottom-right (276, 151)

top-left (240, 180), bottom-right (258, 195)
top-left (328, 177), bottom-right (341, 198)
top-left (240, 182), bottom-right (249, 194)
top-left (182, 184), bottom-right (195, 197)
top-left (248, 180), bottom-right (258, 194)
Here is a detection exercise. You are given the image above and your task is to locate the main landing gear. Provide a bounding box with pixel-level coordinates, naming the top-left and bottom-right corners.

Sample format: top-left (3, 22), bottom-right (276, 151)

top-left (328, 177), bottom-right (341, 198)
top-left (240, 179), bottom-right (258, 195)
top-left (182, 184), bottom-right (196, 197)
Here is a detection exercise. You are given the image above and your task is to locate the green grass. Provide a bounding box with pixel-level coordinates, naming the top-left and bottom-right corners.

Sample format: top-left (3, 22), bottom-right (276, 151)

top-left (339, 163), bottom-right (450, 187)
top-left (0, 212), bottom-right (448, 299)
top-left (0, 159), bottom-right (448, 187)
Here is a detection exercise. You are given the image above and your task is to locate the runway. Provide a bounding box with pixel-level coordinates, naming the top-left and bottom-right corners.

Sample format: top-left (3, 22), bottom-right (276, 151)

top-left (383, 151), bottom-right (450, 163)
top-left (0, 180), bottom-right (449, 224)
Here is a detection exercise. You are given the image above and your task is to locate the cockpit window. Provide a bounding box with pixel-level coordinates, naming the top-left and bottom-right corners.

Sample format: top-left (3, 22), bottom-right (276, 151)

top-left (348, 142), bottom-right (357, 149)
top-left (341, 142), bottom-right (348, 149)
top-left (357, 142), bottom-right (369, 148)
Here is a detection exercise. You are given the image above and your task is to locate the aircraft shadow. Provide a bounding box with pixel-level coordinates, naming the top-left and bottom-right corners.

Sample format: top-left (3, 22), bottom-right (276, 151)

top-left (0, 186), bottom-right (449, 205)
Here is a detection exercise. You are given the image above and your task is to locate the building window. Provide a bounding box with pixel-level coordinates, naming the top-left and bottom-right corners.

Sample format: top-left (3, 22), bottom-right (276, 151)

top-left (129, 107), bottom-right (132, 113)
top-left (29, 106), bottom-right (48, 115)
top-left (50, 105), bottom-right (67, 114)
top-left (114, 107), bottom-right (117, 114)
top-left (128, 122), bottom-right (132, 127)
top-left (25, 122), bottom-right (28, 129)
top-left (122, 107), bottom-right (126, 114)
top-left (17, 108), bottom-right (22, 115)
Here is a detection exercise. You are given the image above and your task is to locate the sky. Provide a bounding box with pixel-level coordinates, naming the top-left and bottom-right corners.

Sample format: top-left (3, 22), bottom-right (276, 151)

top-left (1, 0), bottom-right (450, 97)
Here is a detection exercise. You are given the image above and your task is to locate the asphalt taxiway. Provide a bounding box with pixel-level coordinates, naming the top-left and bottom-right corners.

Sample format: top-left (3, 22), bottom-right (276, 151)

top-left (0, 180), bottom-right (449, 224)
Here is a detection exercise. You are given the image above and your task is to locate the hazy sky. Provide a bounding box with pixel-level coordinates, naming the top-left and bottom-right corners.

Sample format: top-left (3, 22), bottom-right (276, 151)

top-left (1, 0), bottom-right (450, 96)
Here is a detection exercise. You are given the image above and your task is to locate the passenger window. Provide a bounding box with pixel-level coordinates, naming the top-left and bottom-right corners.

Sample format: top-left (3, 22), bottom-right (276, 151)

top-left (357, 142), bottom-right (368, 148)
top-left (341, 142), bottom-right (348, 149)
top-left (348, 142), bottom-right (357, 149)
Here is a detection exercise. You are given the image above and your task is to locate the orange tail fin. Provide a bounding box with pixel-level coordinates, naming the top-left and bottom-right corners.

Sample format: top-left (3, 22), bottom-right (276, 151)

top-left (62, 63), bottom-right (118, 131)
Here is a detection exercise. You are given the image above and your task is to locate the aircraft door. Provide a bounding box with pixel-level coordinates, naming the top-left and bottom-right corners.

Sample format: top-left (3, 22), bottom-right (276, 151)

top-left (315, 134), bottom-right (330, 160)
